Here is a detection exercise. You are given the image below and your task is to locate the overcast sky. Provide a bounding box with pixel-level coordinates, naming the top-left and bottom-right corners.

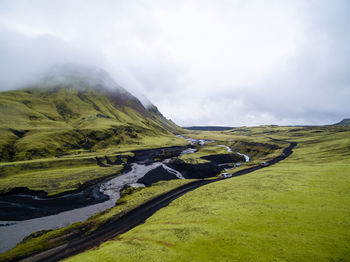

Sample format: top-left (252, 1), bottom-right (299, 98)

top-left (0, 0), bottom-right (349, 126)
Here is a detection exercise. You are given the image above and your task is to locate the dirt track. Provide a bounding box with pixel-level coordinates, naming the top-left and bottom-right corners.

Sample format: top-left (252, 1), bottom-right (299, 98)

top-left (19, 141), bottom-right (297, 262)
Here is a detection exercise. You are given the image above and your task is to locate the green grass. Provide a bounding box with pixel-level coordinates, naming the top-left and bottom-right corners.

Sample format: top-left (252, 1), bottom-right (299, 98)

top-left (0, 151), bottom-right (134, 195)
top-left (64, 126), bottom-right (350, 261)
top-left (0, 165), bottom-right (122, 195)
top-left (0, 86), bottom-right (185, 162)
top-left (178, 133), bottom-right (286, 175)
top-left (0, 86), bottom-right (188, 195)
top-left (0, 133), bottom-right (188, 195)
top-left (178, 144), bottom-right (229, 164)
top-left (0, 180), bottom-right (193, 262)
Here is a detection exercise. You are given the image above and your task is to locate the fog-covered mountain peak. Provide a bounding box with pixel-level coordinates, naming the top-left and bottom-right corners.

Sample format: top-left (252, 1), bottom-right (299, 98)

top-left (39, 63), bottom-right (128, 94)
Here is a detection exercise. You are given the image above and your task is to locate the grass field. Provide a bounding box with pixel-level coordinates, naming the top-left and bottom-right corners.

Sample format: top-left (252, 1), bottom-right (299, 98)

top-left (64, 125), bottom-right (350, 261)
top-left (0, 134), bottom-right (187, 195)
top-left (178, 144), bottom-right (230, 164)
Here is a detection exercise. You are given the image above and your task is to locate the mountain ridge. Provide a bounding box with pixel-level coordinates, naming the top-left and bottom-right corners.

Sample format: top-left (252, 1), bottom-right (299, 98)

top-left (334, 118), bottom-right (350, 126)
top-left (183, 126), bottom-right (235, 131)
top-left (0, 64), bottom-right (183, 162)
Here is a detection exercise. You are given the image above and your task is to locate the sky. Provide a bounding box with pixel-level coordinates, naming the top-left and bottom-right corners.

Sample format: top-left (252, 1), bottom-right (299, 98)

top-left (0, 0), bottom-right (349, 126)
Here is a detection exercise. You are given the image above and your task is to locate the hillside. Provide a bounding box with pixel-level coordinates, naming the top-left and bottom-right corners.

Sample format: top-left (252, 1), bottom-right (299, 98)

top-left (183, 126), bottom-right (235, 131)
top-left (334, 118), bottom-right (350, 126)
top-left (0, 64), bottom-right (183, 162)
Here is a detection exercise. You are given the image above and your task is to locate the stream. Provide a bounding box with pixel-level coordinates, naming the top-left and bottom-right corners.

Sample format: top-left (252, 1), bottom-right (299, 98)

top-left (0, 137), bottom-right (248, 253)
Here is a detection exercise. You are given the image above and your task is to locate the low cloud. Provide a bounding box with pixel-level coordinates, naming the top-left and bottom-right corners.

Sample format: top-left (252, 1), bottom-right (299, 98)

top-left (0, 0), bottom-right (349, 126)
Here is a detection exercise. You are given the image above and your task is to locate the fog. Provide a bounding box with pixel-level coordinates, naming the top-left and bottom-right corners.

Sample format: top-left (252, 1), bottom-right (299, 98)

top-left (0, 0), bottom-right (349, 126)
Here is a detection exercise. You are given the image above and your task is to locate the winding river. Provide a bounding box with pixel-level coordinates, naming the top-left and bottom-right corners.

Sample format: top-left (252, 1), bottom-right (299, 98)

top-left (0, 137), bottom-right (248, 253)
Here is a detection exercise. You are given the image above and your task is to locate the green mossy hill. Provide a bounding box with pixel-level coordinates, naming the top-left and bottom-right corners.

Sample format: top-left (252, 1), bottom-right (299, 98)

top-left (0, 65), bottom-right (183, 162)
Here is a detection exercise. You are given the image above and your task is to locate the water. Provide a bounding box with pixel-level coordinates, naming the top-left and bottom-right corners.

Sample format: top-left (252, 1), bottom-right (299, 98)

top-left (236, 152), bottom-right (250, 162)
top-left (0, 147), bottom-right (192, 253)
top-left (216, 144), bottom-right (250, 171)
top-left (0, 199), bottom-right (115, 253)
top-left (99, 161), bottom-right (185, 199)
top-left (176, 135), bottom-right (214, 146)
top-left (216, 144), bottom-right (232, 152)
top-left (216, 144), bottom-right (249, 162)
top-left (0, 137), bottom-right (245, 253)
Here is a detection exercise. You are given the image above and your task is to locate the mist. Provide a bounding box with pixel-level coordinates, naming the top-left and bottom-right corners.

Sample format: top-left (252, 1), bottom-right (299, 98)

top-left (0, 0), bottom-right (349, 126)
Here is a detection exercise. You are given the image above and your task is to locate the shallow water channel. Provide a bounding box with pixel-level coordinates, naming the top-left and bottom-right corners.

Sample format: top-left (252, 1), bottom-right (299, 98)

top-left (0, 138), bottom-right (248, 253)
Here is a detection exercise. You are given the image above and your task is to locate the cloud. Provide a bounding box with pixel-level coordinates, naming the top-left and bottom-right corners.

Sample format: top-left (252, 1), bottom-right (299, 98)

top-left (0, 25), bottom-right (108, 89)
top-left (0, 0), bottom-right (349, 126)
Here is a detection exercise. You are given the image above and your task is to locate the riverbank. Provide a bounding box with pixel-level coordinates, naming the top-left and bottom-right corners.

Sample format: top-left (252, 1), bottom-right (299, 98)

top-left (0, 138), bottom-right (296, 261)
top-left (0, 179), bottom-right (194, 261)
top-left (0, 146), bottom-right (186, 221)
top-left (0, 135), bottom-right (189, 196)
top-left (0, 140), bottom-right (246, 253)
top-left (0, 133), bottom-right (290, 258)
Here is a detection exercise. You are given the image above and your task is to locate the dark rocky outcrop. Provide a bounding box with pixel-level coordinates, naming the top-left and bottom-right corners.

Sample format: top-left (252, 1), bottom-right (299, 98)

top-left (0, 185), bottom-right (109, 221)
top-left (132, 146), bottom-right (186, 164)
top-left (137, 166), bottom-right (178, 186)
top-left (167, 159), bottom-right (222, 179)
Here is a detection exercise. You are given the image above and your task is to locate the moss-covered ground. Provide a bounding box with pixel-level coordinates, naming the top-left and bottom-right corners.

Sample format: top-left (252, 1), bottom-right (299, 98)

top-left (0, 86), bottom-right (187, 195)
top-left (0, 134), bottom-right (187, 195)
top-left (64, 125), bottom-right (350, 262)
top-left (180, 129), bottom-right (288, 175)
top-left (0, 87), bottom-right (184, 161)
top-left (178, 143), bottom-right (230, 164)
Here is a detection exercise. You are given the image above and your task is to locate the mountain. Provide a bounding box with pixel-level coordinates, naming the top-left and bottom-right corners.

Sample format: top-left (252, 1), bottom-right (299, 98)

top-left (183, 126), bottom-right (235, 131)
top-left (0, 64), bottom-right (183, 162)
top-left (334, 119), bottom-right (350, 126)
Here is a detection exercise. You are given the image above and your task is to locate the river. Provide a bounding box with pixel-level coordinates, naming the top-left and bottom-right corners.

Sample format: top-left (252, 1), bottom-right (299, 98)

top-left (0, 137), bottom-right (248, 253)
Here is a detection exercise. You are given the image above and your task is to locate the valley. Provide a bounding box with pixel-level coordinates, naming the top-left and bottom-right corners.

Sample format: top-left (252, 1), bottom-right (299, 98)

top-left (1, 121), bottom-right (349, 261)
top-left (0, 135), bottom-right (258, 254)
top-left (0, 65), bottom-right (349, 261)
top-left (62, 125), bottom-right (350, 262)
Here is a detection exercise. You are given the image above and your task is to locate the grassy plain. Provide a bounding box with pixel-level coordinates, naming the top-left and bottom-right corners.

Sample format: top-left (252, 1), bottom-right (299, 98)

top-left (0, 134), bottom-right (187, 195)
top-left (64, 125), bottom-right (350, 262)
top-left (178, 144), bottom-right (230, 164)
